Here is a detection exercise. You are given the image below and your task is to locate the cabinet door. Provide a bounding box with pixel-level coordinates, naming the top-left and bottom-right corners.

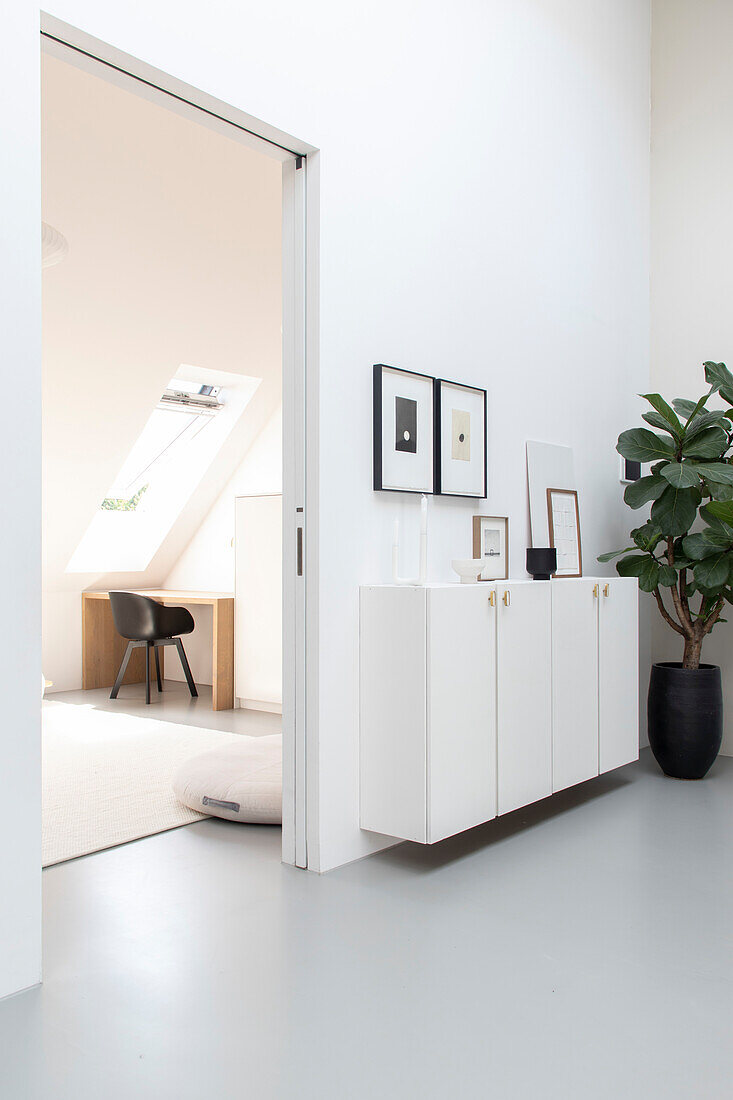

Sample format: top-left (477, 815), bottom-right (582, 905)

top-left (360, 587), bottom-right (428, 842)
top-left (599, 578), bottom-right (639, 773)
top-left (427, 585), bottom-right (496, 842)
top-left (552, 580), bottom-right (599, 792)
top-left (497, 582), bottom-right (552, 815)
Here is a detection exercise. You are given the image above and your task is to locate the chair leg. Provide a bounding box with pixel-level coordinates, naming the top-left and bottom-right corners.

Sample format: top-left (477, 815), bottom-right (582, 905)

top-left (154, 645), bottom-right (163, 692)
top-left (175, 638), bottom-right (198, 698)
top-left (110, 641), bottom-right (135, 700)
top-left (145, 642), bottom-right (151, 704)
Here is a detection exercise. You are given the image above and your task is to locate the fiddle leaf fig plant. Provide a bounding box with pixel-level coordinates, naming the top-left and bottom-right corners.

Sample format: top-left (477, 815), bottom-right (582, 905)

top-left (600, 361), bottom-right (733, 670)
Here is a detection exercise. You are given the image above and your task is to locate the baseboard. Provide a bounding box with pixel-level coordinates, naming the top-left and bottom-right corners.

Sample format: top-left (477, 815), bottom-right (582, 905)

top-left (0, 978), bottom-right (41, 1004)
top-left (236, 698), bottom-right (282, 715)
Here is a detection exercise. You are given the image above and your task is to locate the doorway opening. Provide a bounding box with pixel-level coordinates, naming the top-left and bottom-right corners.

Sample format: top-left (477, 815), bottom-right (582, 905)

top-left (40, 18), bottom-right (313, 871)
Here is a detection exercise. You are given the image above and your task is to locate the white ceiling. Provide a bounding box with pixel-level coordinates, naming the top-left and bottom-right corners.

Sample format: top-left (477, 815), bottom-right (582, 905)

top-left (41, 49), bottom-right (282, 591)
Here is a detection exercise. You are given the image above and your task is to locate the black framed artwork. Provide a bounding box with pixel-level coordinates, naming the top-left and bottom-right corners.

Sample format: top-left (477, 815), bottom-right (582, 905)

top-left (373, 364), bottom-right (436, 493)
top-left (434, 378), bottom-right (487, 498)
top-left (620, 456), bottom-right (642, 484)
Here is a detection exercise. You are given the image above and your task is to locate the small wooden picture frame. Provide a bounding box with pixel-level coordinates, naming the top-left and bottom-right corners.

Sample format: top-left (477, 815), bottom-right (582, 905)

top-left (546, 488), bottom-right (582, 578)
top-left (472, 515), bottom-right (509, 581)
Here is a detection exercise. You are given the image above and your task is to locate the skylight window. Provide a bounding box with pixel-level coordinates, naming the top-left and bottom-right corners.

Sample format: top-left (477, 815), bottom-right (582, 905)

top-left (67, 368), bottom-right (260, 573)
top-left (100, 381), bottom-right (223, 512)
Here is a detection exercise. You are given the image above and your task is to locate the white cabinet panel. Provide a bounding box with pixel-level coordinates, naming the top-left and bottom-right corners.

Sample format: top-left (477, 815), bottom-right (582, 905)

top-left (427, 585), bottom-right (496, 842)
top-left (497, 582), bottom-right (552, 814)
top-left (552, 579), bottom-right (599, 792)
top-left (235, 494), bottom-right (282, 708)
top-left (599, 578), bottom-right (639, 773)
top-left (359, 587), bottom-right (428, 842)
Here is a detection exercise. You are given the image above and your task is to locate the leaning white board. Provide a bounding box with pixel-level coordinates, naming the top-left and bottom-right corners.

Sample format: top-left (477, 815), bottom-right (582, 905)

top-left (235, 494), bottom-right (282, 711)
top-left (526, 441), bottom-right (575, 547)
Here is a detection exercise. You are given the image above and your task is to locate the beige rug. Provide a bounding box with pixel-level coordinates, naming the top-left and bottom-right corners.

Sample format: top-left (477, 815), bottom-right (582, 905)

top-left (42, 700), bottom-right (241, 866)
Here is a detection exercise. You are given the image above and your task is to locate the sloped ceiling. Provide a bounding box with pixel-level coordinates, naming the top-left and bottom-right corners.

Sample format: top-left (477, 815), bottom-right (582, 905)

top-left (41, 49), bottom-right (282, 601)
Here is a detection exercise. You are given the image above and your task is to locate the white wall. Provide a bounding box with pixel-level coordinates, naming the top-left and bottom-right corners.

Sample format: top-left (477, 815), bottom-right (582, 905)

top-left (6, 0), bottom-right (650, 896)
top-left (651, 0), bottom-right (733, 755)
top-left (163, 407), bottom-right (282, 684)
top-left (0, 5), bottom-right (42, 998)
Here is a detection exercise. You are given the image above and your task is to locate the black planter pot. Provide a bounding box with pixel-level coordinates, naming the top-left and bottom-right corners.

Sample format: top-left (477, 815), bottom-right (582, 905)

top-left (526, 547), bottom-right (557, 581)
top-left (647, 662), bottom-right (723, 779)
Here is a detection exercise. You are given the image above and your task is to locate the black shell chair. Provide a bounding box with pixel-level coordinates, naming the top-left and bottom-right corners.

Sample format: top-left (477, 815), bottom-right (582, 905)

top-left (108, 591), bottom-right (198, 705)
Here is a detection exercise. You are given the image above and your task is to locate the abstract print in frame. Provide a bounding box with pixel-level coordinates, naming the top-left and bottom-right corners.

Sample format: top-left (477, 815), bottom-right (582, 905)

top-left (435, 378), bottom-right (487, 498)
top-left (373, 364), bottom-right (435, 493)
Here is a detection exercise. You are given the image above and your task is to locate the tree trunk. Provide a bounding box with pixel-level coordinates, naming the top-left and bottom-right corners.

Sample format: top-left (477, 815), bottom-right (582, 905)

top-left (682, 635), bottom-right (703, 670)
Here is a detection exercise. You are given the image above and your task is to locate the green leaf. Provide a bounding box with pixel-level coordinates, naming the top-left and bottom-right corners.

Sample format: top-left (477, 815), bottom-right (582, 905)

top-left (686, 579), bottom-right (698, 597)
top-left (657, 564), bottom-right (678, 587)
top-left (706, 481), bottom-right (733, 502)
top-left (701, 503), bottom-right (733, 534)
top-left (616, 554), bottom-right (660, 591)
top-left (650, 485), bottom-right (700, 537)
top-left (623, 475), bottom-right (668, 509)
top-left (693, 462), bottom-right (733, 485)
top-left (672, 398), bottom-right (697, 419)
top-left (681, 425), bottom-right (728, 459)
top-left (642, 411), bottom-right (677, 435)
top-left (684, 392), bottom-right (713, 426)
top-left (659, 462), bottom-right (702, 489)
top-left (631, 522), bottom-right (664, 553)
top-left (706, 500), bottom-right (733, 527)
top-left (703, 361), bottom-right (733, 404)
top-left (616, 554), bottom-right (650, 576)
top-left (683, 410), bottom-right (731, 434)
top-left (682, 531), bottom-right (732, 560)
top-left (703, 361), bottom-right (731, 386)
top-left (597, 547), bottom-right (634, 563)
top-left (723, 589), bottom-right (733, 605)
top-left (640, 394), bottom-right (683, 437)
top-left (638, 560), bottom-right (662, 592)
top-left (693, 555), bottom-right (731, 591)
top-left (617, 429), bottom-right (675, 464)
top-left (681, 534), bottom-right (712, 560)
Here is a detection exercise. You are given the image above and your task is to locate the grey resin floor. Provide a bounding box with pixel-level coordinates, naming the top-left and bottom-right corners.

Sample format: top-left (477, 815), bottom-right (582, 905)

top-left (48, 680), bottom-right (282, 735)
top-left (0, 749), bottom-right (730, 1099)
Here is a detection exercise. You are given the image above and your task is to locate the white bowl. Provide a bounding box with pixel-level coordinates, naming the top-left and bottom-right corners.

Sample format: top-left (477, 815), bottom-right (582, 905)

top-left (451, 558), bottom-right (484, 584)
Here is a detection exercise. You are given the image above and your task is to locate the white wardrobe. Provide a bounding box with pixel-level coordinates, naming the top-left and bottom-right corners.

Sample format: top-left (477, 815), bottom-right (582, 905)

top-left (360, 578), bottom-right (638, 844)
top-left (234, 494), bottom-right (282, 712)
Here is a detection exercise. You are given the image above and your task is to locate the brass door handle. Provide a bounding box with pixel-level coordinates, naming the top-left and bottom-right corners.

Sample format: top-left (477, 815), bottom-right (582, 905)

top-left (502, 590), bottom-right (511, 606)
top-left (488, 591), bottom-right (496, 607)
top-left (593, 584), bottom-right (599, 598)
top-left (603, 584), bottom-right (610, 597)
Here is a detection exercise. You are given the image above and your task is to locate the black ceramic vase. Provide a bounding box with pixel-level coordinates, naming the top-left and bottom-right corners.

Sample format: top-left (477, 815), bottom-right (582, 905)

top-left (647, 663), bottom-right (723, 779)
top-left (526, 547), bottom-right (557, 580)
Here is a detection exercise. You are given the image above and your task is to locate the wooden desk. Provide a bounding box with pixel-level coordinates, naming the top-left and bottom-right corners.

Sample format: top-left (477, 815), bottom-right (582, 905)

top-left (82, 590), bottom-right (235, 710)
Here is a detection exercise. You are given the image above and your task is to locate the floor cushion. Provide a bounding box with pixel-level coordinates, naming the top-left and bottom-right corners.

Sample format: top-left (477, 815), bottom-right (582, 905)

top-left (173, 733), bottom-right (282, 824)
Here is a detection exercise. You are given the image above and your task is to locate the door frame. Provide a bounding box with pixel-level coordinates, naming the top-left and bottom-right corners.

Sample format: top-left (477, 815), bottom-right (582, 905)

top-left (40, 13), bottom-right (319, 869)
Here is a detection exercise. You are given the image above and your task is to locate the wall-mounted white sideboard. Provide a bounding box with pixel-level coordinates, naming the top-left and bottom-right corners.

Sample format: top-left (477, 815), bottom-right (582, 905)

top-left (359, 578), bottom-right (638, 844)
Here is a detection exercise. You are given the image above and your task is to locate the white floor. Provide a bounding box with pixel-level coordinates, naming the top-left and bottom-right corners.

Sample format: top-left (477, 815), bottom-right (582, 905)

top-left (1, 748), bottom-right (731, 1099)
top-left (42, 683), bottom-right (281, 864)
